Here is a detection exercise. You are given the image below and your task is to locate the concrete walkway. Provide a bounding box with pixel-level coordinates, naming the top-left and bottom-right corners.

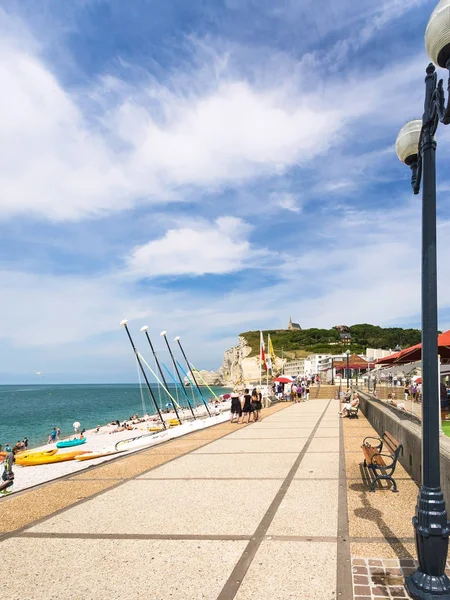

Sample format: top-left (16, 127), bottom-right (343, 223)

top-left (0, 400), bottom-right (343, 599)
top-left (1, 399), bottom-right (429, 599)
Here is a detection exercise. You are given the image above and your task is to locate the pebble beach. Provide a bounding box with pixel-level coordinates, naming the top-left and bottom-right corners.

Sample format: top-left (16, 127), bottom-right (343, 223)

top-left (4, 402), bottom-right (231, 495)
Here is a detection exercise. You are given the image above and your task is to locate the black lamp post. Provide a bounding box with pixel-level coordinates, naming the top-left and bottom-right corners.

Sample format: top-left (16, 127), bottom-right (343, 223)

top-left (395, 2), bottom-right (450, 596)
top-left (346, 349), bottom-right (350, 390)
top-left (331, 357), bottom-right (335, 386)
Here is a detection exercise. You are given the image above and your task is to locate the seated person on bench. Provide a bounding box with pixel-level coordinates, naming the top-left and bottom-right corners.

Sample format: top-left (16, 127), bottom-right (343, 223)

top-left (340, 393), bottom-right (359, 418)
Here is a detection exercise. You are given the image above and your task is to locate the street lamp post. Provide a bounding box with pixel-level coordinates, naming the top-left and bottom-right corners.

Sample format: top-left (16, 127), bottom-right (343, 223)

top-left (331, 357), bottom-right (335, 386)
top-left (346, 349), bottom-right (350, 390)
top-left (396, 2), bottom-right (450, 597)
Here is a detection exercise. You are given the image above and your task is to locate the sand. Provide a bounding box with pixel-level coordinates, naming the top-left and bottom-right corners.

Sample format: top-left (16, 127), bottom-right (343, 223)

top-left (1, 402), bottom-right (231, 495)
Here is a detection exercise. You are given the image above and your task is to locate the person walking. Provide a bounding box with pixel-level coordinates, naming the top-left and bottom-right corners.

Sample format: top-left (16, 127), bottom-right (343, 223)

top-left (48, 427), bottom-right (57, 444)
top-left (404, 384), bottom-right (410, 403)
top-left (242, 389), bottom-right (254, 424)
top-left (291, 384), bottom-right (298, 403)
top-left (256, 387), bottom-right (263, 421)
top-left (230, 389), bottom-right (242, 423)
top-left (0, 445), bottom-right (15, 495)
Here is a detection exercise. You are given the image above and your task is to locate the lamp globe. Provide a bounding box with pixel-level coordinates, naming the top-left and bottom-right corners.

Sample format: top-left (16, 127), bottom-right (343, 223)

top-left (425, 0), bottom-right (450, 68)
top-left (395, 120), bottom-right (422, 165)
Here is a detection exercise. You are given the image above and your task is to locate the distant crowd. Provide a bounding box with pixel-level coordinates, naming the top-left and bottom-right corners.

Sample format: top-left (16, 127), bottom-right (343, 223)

top-left (273, 375), bottom-right (320, 402)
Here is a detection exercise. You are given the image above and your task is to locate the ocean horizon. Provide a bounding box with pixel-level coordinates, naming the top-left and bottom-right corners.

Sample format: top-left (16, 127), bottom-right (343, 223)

top-left (0, 383), bottom-right (231, 449)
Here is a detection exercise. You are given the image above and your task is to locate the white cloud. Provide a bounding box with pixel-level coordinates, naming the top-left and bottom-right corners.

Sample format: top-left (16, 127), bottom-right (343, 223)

top-left (0, 8), bottom-right (430, 223)
top-left (126, 216), bottom-right (269, 277)
top-left (321, 180), bottom-right (355, 193)
top-left (1, 201), bottom-right (450, 378)
top-left (272, 192), bottom-right (302, 213)
top-left (0, 16), bottom-right (344, 222)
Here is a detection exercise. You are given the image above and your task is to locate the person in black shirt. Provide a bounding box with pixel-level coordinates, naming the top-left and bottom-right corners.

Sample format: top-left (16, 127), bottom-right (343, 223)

top-left (242, 389), bottom-right (254, 424)
top-left (230, 389), bottom-right (242, 424)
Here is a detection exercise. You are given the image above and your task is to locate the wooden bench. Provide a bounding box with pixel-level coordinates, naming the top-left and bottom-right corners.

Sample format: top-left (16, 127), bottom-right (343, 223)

top-left (361, 431), bottom-right (403, 493)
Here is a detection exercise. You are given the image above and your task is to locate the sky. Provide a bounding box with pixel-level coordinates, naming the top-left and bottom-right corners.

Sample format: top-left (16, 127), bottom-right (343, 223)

top-left (1, 0), bottom-right (450, 383)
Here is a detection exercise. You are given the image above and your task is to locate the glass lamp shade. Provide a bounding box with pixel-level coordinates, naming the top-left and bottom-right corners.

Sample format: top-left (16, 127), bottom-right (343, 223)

top-left (395, 120), bottom-right (422, 165)
top-left (425, 0), bottom-right (450, 68)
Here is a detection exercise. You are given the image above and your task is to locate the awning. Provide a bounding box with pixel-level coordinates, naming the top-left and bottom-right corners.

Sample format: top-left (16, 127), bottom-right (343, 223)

top-left (375, 330), bottom-right (450, 365)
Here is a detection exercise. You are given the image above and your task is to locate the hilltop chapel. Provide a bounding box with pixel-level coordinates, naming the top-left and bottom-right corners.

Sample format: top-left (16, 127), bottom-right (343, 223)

top-left (288, 317), bottom-right (301, 331)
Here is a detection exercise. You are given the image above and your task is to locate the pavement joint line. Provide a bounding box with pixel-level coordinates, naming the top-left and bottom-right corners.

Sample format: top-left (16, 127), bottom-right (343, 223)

top-left (188, 451), bottom-right (307, 455)
top-left (350, 536), bottom-right (416, 543)
top-left (11, 531), bottom-right (418, 543)
top-left (216, 401), bottom-right (332, 600)
top-left (137, 477), bottom-right (340, 481)
top-left (211, 437), bottom-right (312, 440)
top-left (337, 409), bottom-right (353, 599)
top-left (15, 532), bottom-right (252, 541)
top-left (267, 535), bottom-right (337, 542)
top-left (0, 402), bottom-right (294, 542)
top-left (138, 477), bottom-right (287, 481)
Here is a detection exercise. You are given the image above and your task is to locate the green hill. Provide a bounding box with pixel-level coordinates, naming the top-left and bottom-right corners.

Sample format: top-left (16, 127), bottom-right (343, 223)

top-left (240, 324), bottom-right (421, 359)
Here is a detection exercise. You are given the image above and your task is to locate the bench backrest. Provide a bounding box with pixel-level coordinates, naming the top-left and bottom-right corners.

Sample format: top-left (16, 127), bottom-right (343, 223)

top-left (382, 431), bottom-right (402, 458)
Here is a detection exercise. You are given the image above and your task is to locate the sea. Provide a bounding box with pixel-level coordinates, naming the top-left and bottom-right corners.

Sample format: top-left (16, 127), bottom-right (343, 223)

top-left (0, 384), bottom-right (231, 449)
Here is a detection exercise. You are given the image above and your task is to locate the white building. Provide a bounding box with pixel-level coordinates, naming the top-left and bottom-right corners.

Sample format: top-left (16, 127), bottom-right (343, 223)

top-left (366, 348), bottom-right (394, 361)
top-left (284, 359), bottom-right (305, 377)
top-left (284, 354), bottom-right (330, 378)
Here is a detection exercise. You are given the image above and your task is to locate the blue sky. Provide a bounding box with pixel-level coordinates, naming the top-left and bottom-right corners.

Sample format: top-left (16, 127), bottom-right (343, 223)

top-left (0, 0), bottom-right (450, 383)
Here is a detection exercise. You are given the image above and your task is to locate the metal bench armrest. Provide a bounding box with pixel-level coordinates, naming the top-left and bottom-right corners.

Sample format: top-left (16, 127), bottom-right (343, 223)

top-left (362, 436), bottom-right (382, 447)
top-left (370, 453), bottom-right (395, 468)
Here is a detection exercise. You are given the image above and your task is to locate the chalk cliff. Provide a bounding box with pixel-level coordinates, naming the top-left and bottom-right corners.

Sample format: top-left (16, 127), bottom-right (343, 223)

top-left (221, 336), bottom-right (284, 386)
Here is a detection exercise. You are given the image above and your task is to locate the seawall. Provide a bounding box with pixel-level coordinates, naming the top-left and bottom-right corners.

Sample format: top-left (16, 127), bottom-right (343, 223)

top-left (357, 390), bottom-right (450, 507)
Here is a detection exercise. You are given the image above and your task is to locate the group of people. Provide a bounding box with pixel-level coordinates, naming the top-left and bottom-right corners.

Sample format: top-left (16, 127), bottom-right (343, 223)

top-left (273, 376), bottom-right (318, 402)
top-left (0, 437), bottom-right (28, 454)
top-left (230, 388), bottom-right (263, 424)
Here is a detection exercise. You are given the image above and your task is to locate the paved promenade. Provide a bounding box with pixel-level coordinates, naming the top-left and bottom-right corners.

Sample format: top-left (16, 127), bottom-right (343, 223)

top-left (0, 399), bottom-right (426, 599)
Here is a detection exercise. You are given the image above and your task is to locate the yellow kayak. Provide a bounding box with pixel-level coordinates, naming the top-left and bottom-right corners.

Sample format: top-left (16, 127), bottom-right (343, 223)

top-left (75, 451), bottom-right (121, 461)
top-left (15, 450), bottom-right (90, 466)
top-left (149, 426), bottom-right (164, 432)
top-left (168, 419), bottom-right (181, 426)
top-left (15, 449), bottom-right (58, 461)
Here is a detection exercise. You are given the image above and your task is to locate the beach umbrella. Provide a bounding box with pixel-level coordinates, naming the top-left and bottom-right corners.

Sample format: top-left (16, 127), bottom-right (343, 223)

top-left (273, 376), bottom-right (294, 383)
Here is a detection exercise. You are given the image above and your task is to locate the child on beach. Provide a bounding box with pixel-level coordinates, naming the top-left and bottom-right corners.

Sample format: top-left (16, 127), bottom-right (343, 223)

top-left (48, 427), bottom-right (57, 444)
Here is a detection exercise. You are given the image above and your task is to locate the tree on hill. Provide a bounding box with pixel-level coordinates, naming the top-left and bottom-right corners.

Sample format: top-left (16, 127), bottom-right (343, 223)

top-left (239, 324), bottom-right (421, 359)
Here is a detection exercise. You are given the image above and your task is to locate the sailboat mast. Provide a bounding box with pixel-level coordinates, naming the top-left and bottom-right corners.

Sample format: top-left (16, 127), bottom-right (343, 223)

top-left (120, 320), bottom-right (166, 429)
top-left (161, 332), bottom-right (196, 419)
top-left (140, 326), bottom-right (184, 422)
top-left (175, 338), bottom-right (211, 417)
